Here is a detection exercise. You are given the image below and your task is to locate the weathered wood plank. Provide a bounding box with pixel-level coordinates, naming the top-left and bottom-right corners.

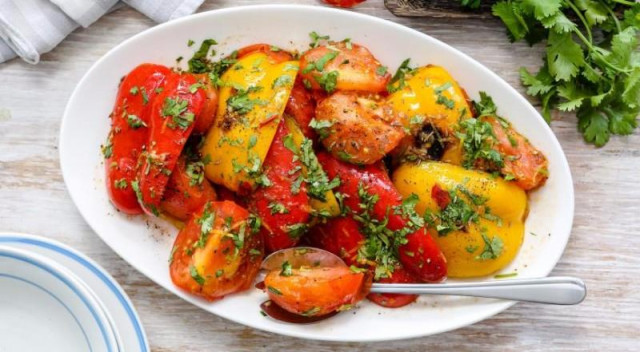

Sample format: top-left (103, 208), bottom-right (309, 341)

top-left (385, 0), bottom-right (496, 19)
top-left (0, 0), bottom-right (638, 351)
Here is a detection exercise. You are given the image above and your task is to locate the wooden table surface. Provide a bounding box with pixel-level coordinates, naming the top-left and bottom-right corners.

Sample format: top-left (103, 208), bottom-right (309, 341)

top-left (1, 0), bottom-right (638, 351)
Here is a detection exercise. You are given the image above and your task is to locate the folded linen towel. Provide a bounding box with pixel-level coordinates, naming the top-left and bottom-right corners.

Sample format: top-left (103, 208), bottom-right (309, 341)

top-left (0, 0), bottom-right (205, 64)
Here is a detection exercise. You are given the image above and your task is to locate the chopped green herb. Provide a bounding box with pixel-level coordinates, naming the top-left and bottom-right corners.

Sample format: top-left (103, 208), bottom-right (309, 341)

top-left (387, 58), bottom-right (414, 93)
top-left (494, 272), bottom-right (518, 279)
top-left (190, 266), bottom-right (205, 286)
top-left (268, 202), bottom-right (289, 215)
top-left (280, 261), bottom-right (293, 277)
top-left (126, 114), bottom-right (147, 129)
top-left (309, 31), bottom-right (330, 48)
top-left (267, 286), bottom-right (282, 295)
top-left (475, 233), bottom-right (504, 261)
top-left (272, 75), bottom-right (293, 88)
top-left (129, 86), bottom-right (139, 95)
top-left (285, 223), bottom-right (308, 239)
top-left (114, 178), bottom-right (128, 189)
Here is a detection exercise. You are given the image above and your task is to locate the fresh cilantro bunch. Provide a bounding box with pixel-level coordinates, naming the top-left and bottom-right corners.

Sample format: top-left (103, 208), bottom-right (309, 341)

top-left (490, 1), bottom-right (640, 146)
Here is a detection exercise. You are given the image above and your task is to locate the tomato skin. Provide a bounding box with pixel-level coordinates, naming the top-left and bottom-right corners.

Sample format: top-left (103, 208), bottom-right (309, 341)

top-left (169, 201), bottom-right (264, 301)
top-left (192, 74), bottom-right (218, 134)
top-left (315, 91), bottom-right (405, 165)
top-left (307, 215), bottom-right (365, 266)
top-left (299, 42), bottom-right (390, 93)
top-left (323, 0), bottom-right (366, 8)
top-left (137, 73), bottom-right (207, 216)
top-left (264, 266), bottom-right (368, 316)
top-left (317, 152), bottom-right (447, 282)
top-left (159, 157), bottom-right (217, 221)
top-left (367, 265), bottom-right (419, 308)
top-left (105, 63), bottom-right (171, 214)
top-left (484, 116), bottom-right (549, 190)
top-left (284, 78), bottom-right (317, 139)
top-left (249, 120), bottom-right (311, 253)
top-left (237, 43), bottom-right (293, 64)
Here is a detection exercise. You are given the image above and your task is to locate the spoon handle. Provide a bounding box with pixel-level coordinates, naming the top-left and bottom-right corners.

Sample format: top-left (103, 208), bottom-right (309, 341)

top-left (370, 276), bottom-right (586, 305)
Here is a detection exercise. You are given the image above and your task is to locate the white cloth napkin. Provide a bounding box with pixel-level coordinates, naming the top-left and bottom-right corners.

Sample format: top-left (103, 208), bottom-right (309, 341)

top-left (0, 0), bottom-right (205, 64)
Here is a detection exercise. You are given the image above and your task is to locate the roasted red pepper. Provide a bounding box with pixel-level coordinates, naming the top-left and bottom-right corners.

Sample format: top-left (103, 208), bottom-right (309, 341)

top-left (317, 152), bottom-right (447, 282)
top-left (136, 73), bottom-right (208, 216)
top-left (105, 64), bottom-right (171, 214)
top-left (248, 120), bottom-right (311, 252)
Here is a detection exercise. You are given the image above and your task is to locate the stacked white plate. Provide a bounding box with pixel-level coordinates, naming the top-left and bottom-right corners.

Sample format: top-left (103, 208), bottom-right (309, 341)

top-left (0, 232), bottom-right (148, 352)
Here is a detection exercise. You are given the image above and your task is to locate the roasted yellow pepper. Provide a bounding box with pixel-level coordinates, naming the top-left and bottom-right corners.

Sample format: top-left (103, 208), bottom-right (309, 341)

top-left (388, 65), bottom-right (472, 135)
top-left (201, 52), bottom-right (299, 191)
top-left (283, 116), bottom-right (340, 217)
top-left (392, 162), bottom-right (527, 278)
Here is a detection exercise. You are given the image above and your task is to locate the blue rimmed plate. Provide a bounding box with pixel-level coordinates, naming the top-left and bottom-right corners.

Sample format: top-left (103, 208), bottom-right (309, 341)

top-left (0, 233), bottom-right (148, 352)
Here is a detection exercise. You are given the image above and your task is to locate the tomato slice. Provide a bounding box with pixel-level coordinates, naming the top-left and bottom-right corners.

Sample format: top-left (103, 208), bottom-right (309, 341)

top-left (317, 151), bottom-right (447, 282)
top-left (484, 116), bottom-right (549, 190)
top-left (237, 43), bottom-right (293, 64)
top-left (248, 120), bottom-right (311, 252)
top-left (264, 266), bottom-right (369, 316)
top-left (159, 156), bottom-right (217, 221)
top-left (169, 201), bottom-right (263, 301)
top-left (299, 41), bottom-right (390, 93)
top-left (105, 63), bottom-right (171, 214)
top-left (314, 91), bottom-right (405, 164)
top-left (136, 73), bottom-right (208, 216)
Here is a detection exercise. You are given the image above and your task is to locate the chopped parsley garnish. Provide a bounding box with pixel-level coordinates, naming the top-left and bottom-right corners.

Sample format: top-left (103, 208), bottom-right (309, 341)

top-left (280, 261), bottom-right (293, 277)
top-left (215, 269), bottom-right (224, 278)
top-left (272, 75), bottom-right (293, 88)
top-left (190, 266), bottom-right (205, 286)
top-left (126, 114), bottom-right (147, 129)
top-left (376, 65), bottom-right (388, 76)
top-left (494, 272), bottom-right (518, 279)
top-left (353, 183), bottom-right (402, 280)
top-left (129, 86), bottom-right (139, 95)
top-left (141, 87), bottom-right (149, 105)
top-left (188, 39), bottom-right (218, 73)
top-left (187, 39), bottom-right (195, 47)
top-left (114, 178), bottom-right (128, 189)
top-left (314, 70), bottom-right (339, 93)
top-left (285, 223), bottom-right (308, 239)
top-left (248, 134), bottom-right (258, 149)
top-left (387, 58), bottom-right (415, 93)
top-left (282, 134), bottom-right (340, 202)
top-left (101, 137), bottom-right (113, 159)
top-left (456, 117), bottom-right (504, 170)
top-left (189, 82), bottom-right (204, 93)
top-left (185, 161), bottom-right (205, 186)
top-left (195, 205), bottom-right (215, 248)
top-left (302, 51), bottom-right (339, 74)
top-left (161, 97), bottom-right (194, 129)
top-left (267, 286), bottom-right (282, 295)
top-left (268, 202), bottom-right (289, 215)
top-left (475, 233), bottom-right (504, 261)
top-left (301, 307), bottom-right (321, 316)
top-left (309, 118), bottom-right (334, 139)
top-left (309, 31), bottom-right (330, 48)
top-left (227, 87), bottom-right (267, 115)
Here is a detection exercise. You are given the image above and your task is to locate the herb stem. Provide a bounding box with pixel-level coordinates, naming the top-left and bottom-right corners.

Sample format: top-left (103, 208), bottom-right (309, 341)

top-left (611, 0), bottom-right (635, 6)
top-left (566, 0), bottom-right (592, 45)
top-left (601, 1), bottom-right (622, 33)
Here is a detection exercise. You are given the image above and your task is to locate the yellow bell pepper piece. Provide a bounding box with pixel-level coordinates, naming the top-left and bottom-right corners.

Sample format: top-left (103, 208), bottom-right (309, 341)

top-left (388, 65), bottom-right (472, 135)
top-left (283, 116), bottom-right (340, 217)
top-left (201, 52), bottom-right (299, 191)
top-left (392, 161), bottom-right (527, 278)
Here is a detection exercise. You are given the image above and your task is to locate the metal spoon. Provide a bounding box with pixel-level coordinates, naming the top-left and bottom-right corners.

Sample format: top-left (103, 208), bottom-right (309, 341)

top-left (261, 247), bottom-right (586, 305)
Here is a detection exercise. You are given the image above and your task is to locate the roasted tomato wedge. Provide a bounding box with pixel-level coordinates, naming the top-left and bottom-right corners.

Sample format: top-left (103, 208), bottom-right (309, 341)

top-left (105, 64), bottom-right (171, 214)
top-left (367, 265), bottom-right (419, 308)
top-left (299, 41), bottom-right (390, 93)
top-left (192, 74), bottom-right (219, 134)
top-left (159, 156), bottom-right (217, 221)
top-left (264, 266), bottom-right (369, 316)
top-left (237, 43), bottom-right (293, 64)
top-left (318, 151), bottom-right (447, 282)
top-left (323, 0), bottom-right (366, 7)
top-left (284, 78), bottom-right (317, 139)
top-left (136, 73), bottom-right (208, 216)
top-left (249, 120), bottom-right (311, 253)
top-left (315, 91), bottom-right (405, 164)
top-left (483, 116), bottom-right (549, 190)
top-left (169, 201), bottom-right (263, 301)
